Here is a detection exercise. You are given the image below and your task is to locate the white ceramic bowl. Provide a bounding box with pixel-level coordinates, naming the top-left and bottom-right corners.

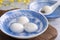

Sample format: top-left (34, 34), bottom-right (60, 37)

top-left (0, 10), bottom-right (48, 39)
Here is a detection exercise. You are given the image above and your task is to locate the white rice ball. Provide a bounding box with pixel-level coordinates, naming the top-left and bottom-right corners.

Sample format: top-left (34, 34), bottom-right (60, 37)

top-left (10, 23), bottom-right (24, 33)
top-left (41, 6), bottom-right (52, 13)
top-left (18, 16), bottom-right (29, 24)
top-left (24, 23), bottom-right (38, 32)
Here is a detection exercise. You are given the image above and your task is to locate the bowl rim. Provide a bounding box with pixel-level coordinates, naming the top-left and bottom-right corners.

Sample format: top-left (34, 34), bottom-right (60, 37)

top-left (0, 9), bottom-right (48, 39)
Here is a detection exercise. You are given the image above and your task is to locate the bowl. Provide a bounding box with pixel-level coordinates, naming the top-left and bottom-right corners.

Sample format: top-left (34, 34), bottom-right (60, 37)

top-left (0, 10), bottom-right (48, 39)
top-left (29, 1), bottom-right (60, 19)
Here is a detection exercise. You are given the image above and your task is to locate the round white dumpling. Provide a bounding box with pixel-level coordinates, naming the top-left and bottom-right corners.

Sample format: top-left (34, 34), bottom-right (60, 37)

top-left (10, 23), bottom-right (24, 33)
top-left (24, 23), bottom-right (38, 32)
top-left (41, 6), bottom-right (52, 13)
top-left (18, 16), bottom-right (29, 24)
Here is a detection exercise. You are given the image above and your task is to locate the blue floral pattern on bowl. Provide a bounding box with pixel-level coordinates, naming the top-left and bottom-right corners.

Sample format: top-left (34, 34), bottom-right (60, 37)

top-left (0, 10), bottom-right (48, 39)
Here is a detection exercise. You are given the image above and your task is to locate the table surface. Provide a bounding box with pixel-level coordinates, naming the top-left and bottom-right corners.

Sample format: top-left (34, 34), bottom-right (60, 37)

top-left (49, 18), bottom-right (60, 40)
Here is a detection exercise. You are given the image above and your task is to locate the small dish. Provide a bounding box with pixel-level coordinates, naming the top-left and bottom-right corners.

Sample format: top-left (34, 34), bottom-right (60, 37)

top-left (29, 1), bottom-right (60, 19)
top-left (0, 10), bottom-right (48, 39)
